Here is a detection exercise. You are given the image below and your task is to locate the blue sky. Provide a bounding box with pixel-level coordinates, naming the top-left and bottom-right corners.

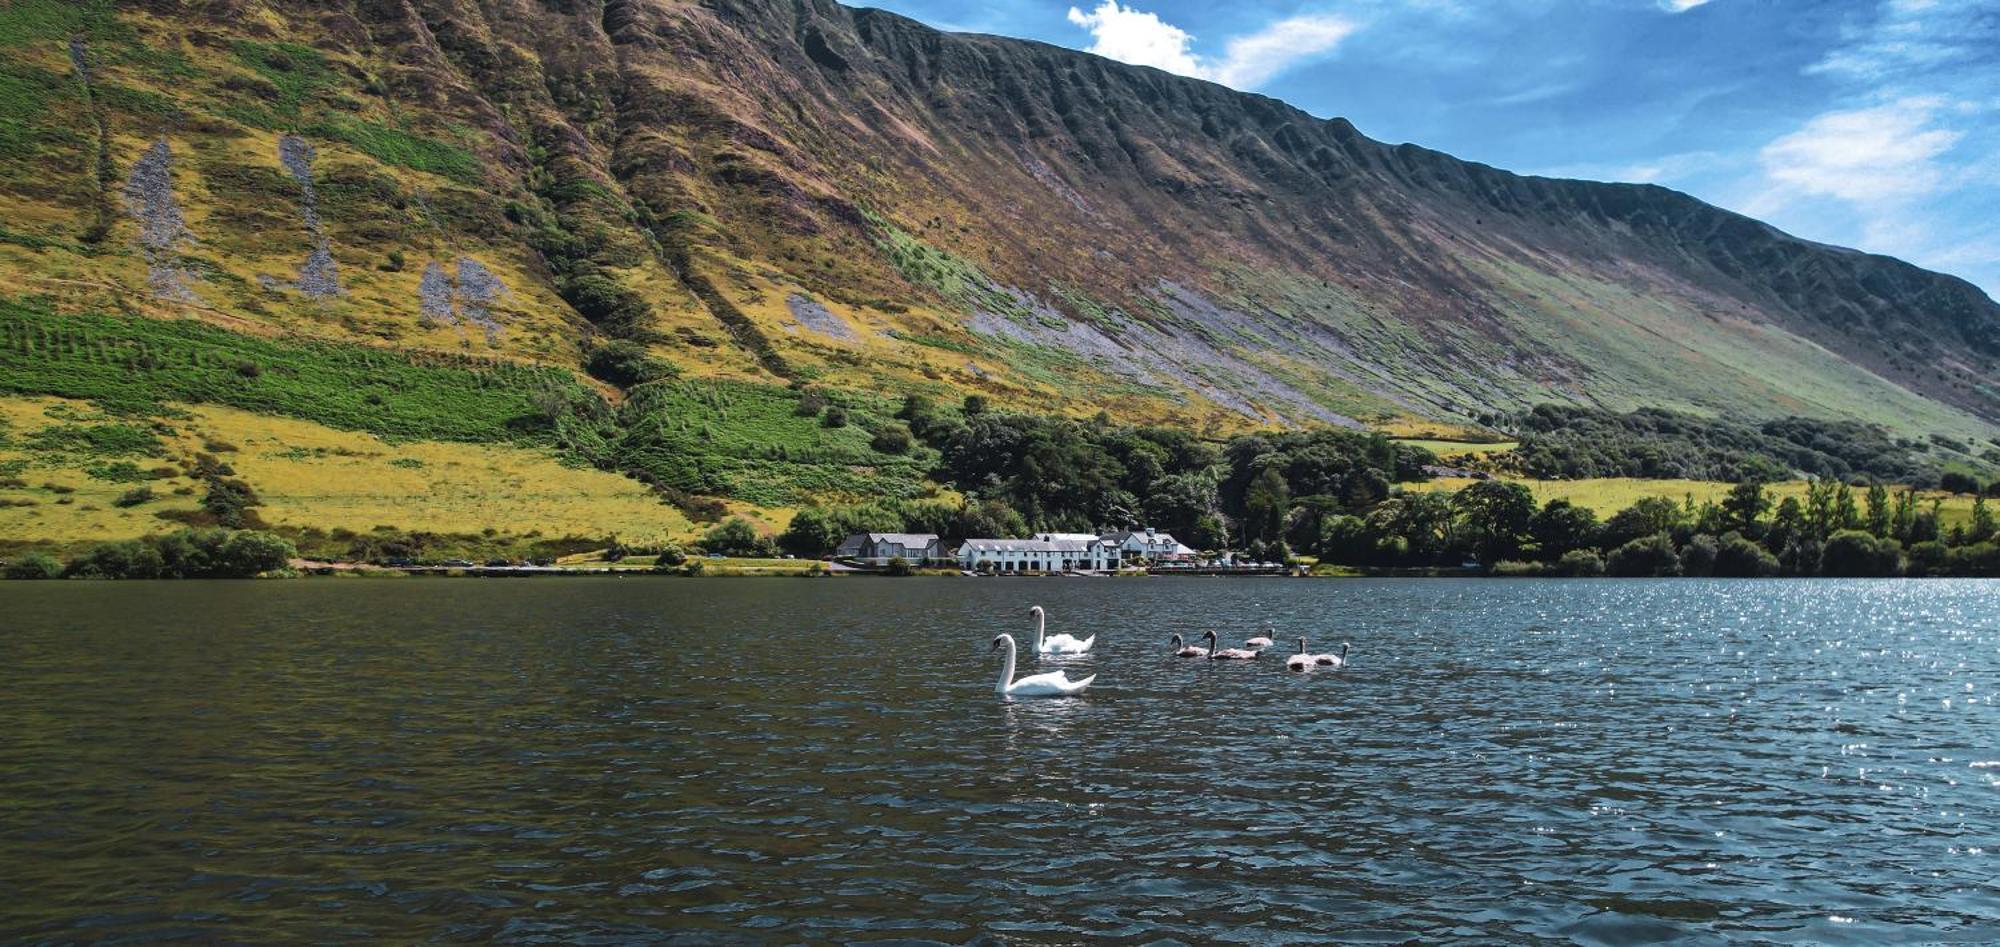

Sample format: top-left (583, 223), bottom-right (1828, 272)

top-left (855, 0), bottom-right (1999, 298)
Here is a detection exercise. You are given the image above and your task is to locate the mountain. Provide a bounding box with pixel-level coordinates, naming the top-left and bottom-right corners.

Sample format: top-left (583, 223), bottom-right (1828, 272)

top-left (2, 0), bottom-right (1997, 449)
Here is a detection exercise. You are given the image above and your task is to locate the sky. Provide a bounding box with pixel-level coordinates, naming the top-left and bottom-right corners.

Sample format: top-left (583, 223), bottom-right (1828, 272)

top-left (853, 0), bottom-right (2000, 298)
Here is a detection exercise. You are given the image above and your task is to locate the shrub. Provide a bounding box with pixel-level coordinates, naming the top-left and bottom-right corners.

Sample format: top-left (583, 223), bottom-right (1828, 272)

top-left (821, 406), bottom-right (848, 429)
top-left (2, 552), bottom-right (63, 580)
top-left (794, 388), bottom-right (829, 417)
top-left (652, 544), bottom-right (688, 569)
top-left (1906, 540), bottom-right (1950, 577)
top-left (871, 424), bottom-right (913, 455)
top-left (1552, 548), bottom-right (1606, 577)
top-left (66, 541), bottom-right (165, 580)
top-left (585, 340), bottom-right (679, 388)
top-left (114, 486), bottom-right (156, 508)
top-left (1819, 530), bottom-right (1902, 578)
top-left (216, 530), bottom-right (297, 576)
top-left (1607, 533), bottom-right (1681, 577)
top-left (699, 517), bottom-right (769, 558)
top-left (1680, 534), bottom-right (1719, 577)
top-left (1939, 471), bottom-right (1981, 495)
top-left (884, 556), bottom-right (914, 576)
top-left (1712, 533), bottom-right (1780, 578)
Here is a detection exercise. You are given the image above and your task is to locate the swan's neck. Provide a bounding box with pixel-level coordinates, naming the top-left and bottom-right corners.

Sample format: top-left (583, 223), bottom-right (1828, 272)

top-left (996, 636), bottom-right (1017, 693)
top-left (1033, 610), bottom-right (1045, 649)
top-left (1207, 637), bottom-right (1217, 657)
top-left (1296, 640), bottom-right (1307, 655)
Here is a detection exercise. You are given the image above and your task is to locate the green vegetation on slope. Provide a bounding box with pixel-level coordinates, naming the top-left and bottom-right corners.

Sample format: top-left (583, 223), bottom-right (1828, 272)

top-left (0, 300), bottom-right (582, 442)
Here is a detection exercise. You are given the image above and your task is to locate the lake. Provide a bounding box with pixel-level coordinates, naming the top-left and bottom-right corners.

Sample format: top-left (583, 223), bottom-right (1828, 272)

top-left (2, 578), bottom-right (1996, 943)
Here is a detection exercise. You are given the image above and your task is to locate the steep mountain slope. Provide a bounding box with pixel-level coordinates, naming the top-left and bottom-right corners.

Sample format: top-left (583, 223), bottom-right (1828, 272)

top-left (1, 0), bottom-right (1996, 443)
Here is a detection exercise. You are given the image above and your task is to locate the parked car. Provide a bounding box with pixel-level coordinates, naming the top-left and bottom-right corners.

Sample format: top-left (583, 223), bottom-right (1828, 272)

top-left (443, 558), bottom-right (474, 568)
top-left (485, 558), bottom-right (511, 567)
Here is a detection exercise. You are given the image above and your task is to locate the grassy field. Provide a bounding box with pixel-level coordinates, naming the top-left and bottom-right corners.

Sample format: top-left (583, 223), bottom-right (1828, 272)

top-left (1410, 476), bottom-right (1986, 528)
top-left (1393, 438), bottom-right (1519, 457)
top-left (0, 396), bottom-right (695, 547)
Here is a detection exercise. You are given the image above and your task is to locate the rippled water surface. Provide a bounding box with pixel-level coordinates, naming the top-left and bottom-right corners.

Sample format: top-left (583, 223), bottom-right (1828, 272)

top-left (3, 578), bottom-right (1998, 944)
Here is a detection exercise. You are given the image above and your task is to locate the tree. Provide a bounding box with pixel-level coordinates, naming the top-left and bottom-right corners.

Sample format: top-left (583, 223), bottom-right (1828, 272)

top-left (962, 394), bottom-right (988, 416)
top-left (1601, 497), bottom-right (1684, 551)
top-left (1864, 484), bottom-right (1890, 538)
top-left (1454, 480), bottom-right (1536, 565)
top-left (1940, 471), bottom-right (1981, 495)
top-left (1721, 481), bottom-right (1771, 536)
top-left (1317, 515), bottom-right (1371, 565)
top-left (203, 476), bottom-right (263, 529)
top-left (1553, 549), bottom-right (1606, 577)
top-left (3, 552), bottom-right (63, 580)
top-left (1607, 533), bottom-right (1681, 577)
top-left (215, 531), bottom-right (297, 577)
top-left (65, 540), bottom-right (164, 579)
top-left (779, 507), bottom-right (847, 558)
top-left (1820, 530), bottom-right (1902, 577)
top-left (700, 518), bottom-right (768, 557)
top-left (1528, 499), bottom-right (1599, 561)
top-left (1680, 534), bottom-right (1719, 577)
top-left (954, 498), bottom-right (1027, 542)
top-left (1242, 466), bottom-right (1291, 545)
top-left (1712, 532), bottom-right (1780, 577)
top-left (1972, 494), bottom-right (1996, 544)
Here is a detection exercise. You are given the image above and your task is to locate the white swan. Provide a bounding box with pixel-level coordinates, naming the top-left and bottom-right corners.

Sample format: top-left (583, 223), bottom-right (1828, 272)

top-left (1244, 624), bottom-right (1275, 649)
top-left (1029, 605), bottom-right (1095, 654)
top-left (1317, 642), bottom-right (1350, 668)
top-left (1201, 630), bottom-right (1261, 660)
top-left (991, 634), bottom-right (1095, 698)
top-left (1169, 633), bottom-right (1204, 658)
top-left (1286, 637), bottom-right (1315, 671)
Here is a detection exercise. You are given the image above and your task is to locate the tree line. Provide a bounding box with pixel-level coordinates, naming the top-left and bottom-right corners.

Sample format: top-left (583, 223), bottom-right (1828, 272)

top-left (1497, 405), bottom-right (1993, 486)
top-left (1316, 479), bottom-right (1999, 578)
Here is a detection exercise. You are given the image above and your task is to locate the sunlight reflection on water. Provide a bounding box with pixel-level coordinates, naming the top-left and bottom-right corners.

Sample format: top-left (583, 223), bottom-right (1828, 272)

top-left (1, 577), bottom-right (1997, 943)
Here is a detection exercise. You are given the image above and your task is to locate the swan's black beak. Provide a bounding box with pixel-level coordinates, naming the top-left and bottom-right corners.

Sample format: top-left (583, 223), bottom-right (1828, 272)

top-left (989, 636), bottom-right (1003, 652)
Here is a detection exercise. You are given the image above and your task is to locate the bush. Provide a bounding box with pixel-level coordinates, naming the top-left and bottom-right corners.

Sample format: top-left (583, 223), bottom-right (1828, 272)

top-left (3, 552), bottom-right (64, 580)
top-left (1679, 534), bottom-right (1719, 577)
top-left (884, 556), bottom-right (914, 576)
top-left (1819, 530), bottom-right (1902, 577)
top-left (871, 424), bottom-right (913, 455)
top-left (1490, 560), bottom-right (1550, 577)
top-left (652, 544), bottom-right (688, 569)
top-left (217, 530), bottom-right (297, 576)
top-left (794, 388), bottom-right (829, 417)
top-left (114, 486), bottom-right (156, 508)
top-left (1940, 471), bottom-right (1981, 495)
top-left (1607, 533), bottom-right (1681, 577)
top-left (1712, 533), bottom-right (1780, 577)
top-left (1552, 548), bottom-right (1605, 577)
top-left (699, 517), bottom-right (770, 558)
top-left (821, 406), bottom-right (848, 429)
top-left (584, 340), bottom-right (679, 388)
top-left (66, 541), bottom-right (165, 579)
top-left (1906, 540), bottom-right (1950, 577)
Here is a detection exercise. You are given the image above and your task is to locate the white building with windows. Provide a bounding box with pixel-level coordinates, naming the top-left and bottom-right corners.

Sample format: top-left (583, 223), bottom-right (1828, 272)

top-left (1105, 527), bottom-right (1197, 560)
top-left (957, 536), bottom-right (1122, 573)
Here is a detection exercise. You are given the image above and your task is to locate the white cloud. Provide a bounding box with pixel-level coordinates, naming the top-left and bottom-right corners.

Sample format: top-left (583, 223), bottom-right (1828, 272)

top-left (1064, 2), bottom-right (1357, 90)
top-left (1065, 2), bottom-right (1204, 78)
top-left (1658, 0), bottom-right (1713, 11)
top-left (1757, 97), bottom-right (1961, 205)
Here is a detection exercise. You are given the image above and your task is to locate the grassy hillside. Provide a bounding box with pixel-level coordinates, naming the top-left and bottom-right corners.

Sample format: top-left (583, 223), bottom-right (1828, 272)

top-left (0, 396), bottom-right (693, 551)
top-left (2, 0), bottom-right (1998, 556)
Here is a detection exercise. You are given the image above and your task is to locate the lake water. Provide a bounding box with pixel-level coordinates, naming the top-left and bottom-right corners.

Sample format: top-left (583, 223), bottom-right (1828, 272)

top-left (2, 578), bottom-right (1997, 944)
